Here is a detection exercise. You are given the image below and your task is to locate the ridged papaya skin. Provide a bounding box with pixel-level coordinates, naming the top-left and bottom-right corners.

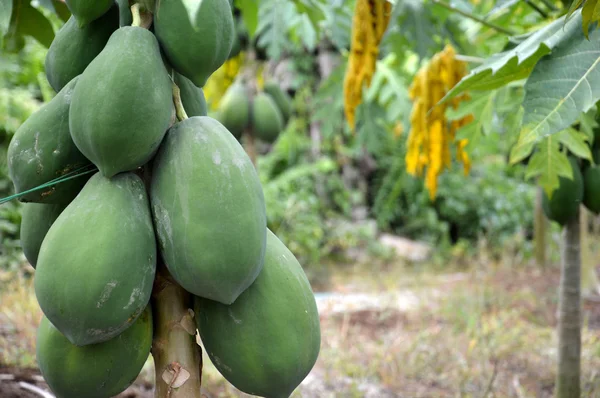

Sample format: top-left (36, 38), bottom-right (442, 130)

top-left (264, 82), bottom-right (292, 124)
top-left (69, 27), bottom-right (173, 178)
top-left (252, 93), bottom-right (284, 143)
top-left (218, 84), bottom-right (249, 139)
top-left (195, 230), bottom-right (321, 398)
top-left (35, 172), bottom-right (156, 346)
top-left (583, 165), bottom-right (600, 214)
top-left (65, 0), bottom-right (114, 27)
top-left (37, 306), bottom-right (152, 398)
top-left (175, 72), bottom-right (208, 117)
top-left (151, 117), bottom-right (266, 304)
top-left (20, 203), bottom-right (67, 268)
top-left (154, 0), bottom-right (234, 87)
top-left (8, 77), bottom-right (91, 204)
top-left (543, 157), bottom-right (583, 225)
top-left (45, 7), bottom-right (118, 92)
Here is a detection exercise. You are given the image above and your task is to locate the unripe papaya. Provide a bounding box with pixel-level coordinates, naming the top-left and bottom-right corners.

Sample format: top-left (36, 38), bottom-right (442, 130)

top-left (65, 0), bottom-right (114, 27)
top-left (45, 7), bottom-right (119, 92)
top-left (264, 82), bottom-right (292, 124)
top-left (150, 117), bottom-right (266, 304)
top-left (252, 92), bottom-right (284, 143)
top-left (35, 172), bottom-right (156, 346)
top-left (8, 77), bottom-right (91, 204)
top-left (69, 27), bottom-right (173, 177)
top-left (175, 72), bottom-right (208, 117)
top-left (20, 203), bottom-right (67, 268)
top-left (195, 230), bottom-right (321, 398)
top-left (583, 165), bottom-right (600, 214)
top-left (37, 306), bottom-right (152, 398)
top-left (218, 83), bottom-right (250, 139)
top-left (228, 33), bottom-right (242, 60)
top-left (542, 157), bottom-right (583, 225)
top-left (154, 0), bottom-right (234, 87)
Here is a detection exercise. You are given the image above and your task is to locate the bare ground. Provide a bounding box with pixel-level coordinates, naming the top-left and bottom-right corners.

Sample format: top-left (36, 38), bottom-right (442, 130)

top-left (2, 261), bottom-right (600, 397)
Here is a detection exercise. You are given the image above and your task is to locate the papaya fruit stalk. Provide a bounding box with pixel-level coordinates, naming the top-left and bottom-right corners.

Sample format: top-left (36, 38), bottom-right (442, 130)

top-left (130, 5), bottom-right (203, 397)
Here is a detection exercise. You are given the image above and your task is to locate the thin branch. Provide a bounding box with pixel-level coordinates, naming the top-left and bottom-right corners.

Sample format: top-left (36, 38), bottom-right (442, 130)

top-left (431, 0), bottom-right (518, 36)
top-left (523, 0), bottom-right (549, 18)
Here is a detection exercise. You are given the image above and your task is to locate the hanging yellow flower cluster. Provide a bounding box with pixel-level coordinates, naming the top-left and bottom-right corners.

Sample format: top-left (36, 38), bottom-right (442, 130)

top-left (343, 0), bottom-right (392, 130)
top-left (405, 45), bottom-right (473, 200)
top-left (203, 51), bottom-right (245, 111)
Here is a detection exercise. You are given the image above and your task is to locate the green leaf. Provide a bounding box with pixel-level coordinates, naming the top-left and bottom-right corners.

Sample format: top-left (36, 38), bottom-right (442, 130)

top-left (385, 0), bottom-right (439, 60)
top-left (557, 128), bottom-right (592, 160)
top-left (235, 0), bottom-right (259, 38)
top-left (582, 0), bottom-right (600, 37)
top-left (525, 135), bottom-right (573, 196)
top-left (487, 0), bottom-right (520, 18)
top-left (521, 24), bottom-right (600, 141)
top-left (578, 107), bottom-right (598, 141)
top-left (0, 0), bottom-right (12, 36)
top-left (4, 0), bottom-right (54, 50)
top-left (446, 91), bottom-right (496, 143)
top-left (567, 0), bottom-right (585, 19)
top-left (442, 11), bottom-right (583, 102)
top-left (296, 13), bottom-right (317, 51)
top-left (509, 121), bottom-right (535, 165)
top-left (52, 0), bottom-right (70, 21)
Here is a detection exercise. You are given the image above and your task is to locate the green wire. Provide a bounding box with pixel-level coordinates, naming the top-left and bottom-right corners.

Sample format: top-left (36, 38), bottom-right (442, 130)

top-left (0, 165), bottom-right (98, 205)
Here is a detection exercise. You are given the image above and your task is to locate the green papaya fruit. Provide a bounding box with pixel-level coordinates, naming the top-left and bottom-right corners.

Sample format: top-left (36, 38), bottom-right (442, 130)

top-left (583, 165), bottom-right (600, 214)
top-left (45, 8), bottom-right (119, 92)
top-left (195, 229), bottom-right (321, 398)
top-left (65, 0), bottom-right (114, 27)
top-left (150, 117), bottom-right (266, 304)
top-left (35, 172), bottom-right (156, 346)
top-left (154, 0), bottom-right (235, 87)
top-left (252, 92), bottom-right (284, 143)
top-left (69, 27), bottom-right (173, 178)
top-left (175, 72), bottom-right (208, 117)
top-left (218, 84), bottom-right (249, 139)
top-left (8, 77), bottom-right (91, 204)
top-left (228, 33), bottom-right (242, 59)
top-left (542, 157), bottom-right (583, 225)
top-left (37, 306), bottom-right (152, 398)
top-left (263, 82), bottom-right (292, 124)
top-left (20, 202), bottom-right (67, 268)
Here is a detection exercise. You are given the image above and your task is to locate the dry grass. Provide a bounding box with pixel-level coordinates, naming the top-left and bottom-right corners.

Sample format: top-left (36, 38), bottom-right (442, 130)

top-left (0, 269), bottom-right (41, 368)
top-left (2, 254), bottom-right (600, 397)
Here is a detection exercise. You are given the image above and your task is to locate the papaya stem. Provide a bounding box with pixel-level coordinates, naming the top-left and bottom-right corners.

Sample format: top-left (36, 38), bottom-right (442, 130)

top-left (173, 84), bottom-right (188, 121)
top-left (151, 265), bottom-right (203, 398)
top-left (131, 4), bottom-right (141, 27)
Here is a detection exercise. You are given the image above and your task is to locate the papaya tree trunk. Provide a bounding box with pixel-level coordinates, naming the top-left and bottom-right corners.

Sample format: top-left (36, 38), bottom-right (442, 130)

top-left (580, 206), bottom-right (599, 296)
top-left (534, 187), bottom-right (547, 268)
top-left (244, 129), bottom-right (258, 166)
top-left (556, 213), bottom-right (582, 398)
top-left (151, 264), bottom-right (203, 398)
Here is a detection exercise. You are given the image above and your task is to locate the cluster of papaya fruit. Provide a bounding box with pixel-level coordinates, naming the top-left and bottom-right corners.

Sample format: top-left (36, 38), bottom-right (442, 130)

top-left (217, 80), bottom-right (293, 144)
top-left (543, 129), bottom-right (600, 225)
top-left (8, 1), bottom-right (320, 397)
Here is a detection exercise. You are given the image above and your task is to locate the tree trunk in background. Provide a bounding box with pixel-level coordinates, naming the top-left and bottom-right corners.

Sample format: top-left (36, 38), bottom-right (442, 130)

top-left (534, 187), bottom-right (547, 268)
top-left (556, 214), bottom-right (581, 398)
top-left (244, 130), bottom-right (257, 167)
top-left (580, 206), bottom-right (599, 296)
top-left (152, 266), bottom-right (203, 398)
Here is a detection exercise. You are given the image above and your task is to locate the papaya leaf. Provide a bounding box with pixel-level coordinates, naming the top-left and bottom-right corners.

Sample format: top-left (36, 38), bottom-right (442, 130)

top-left (442, 11), bottom-right (582, 103)
top-left (509, 120), bottom-right (536, 165)
top-left (0, 0), bottom-right (12, 36)
top-left (52, 0), bottom-right (70, 21)
top-left (385, 0), bottom-right (439, 60)
top-left (4, 0), bottom-right (54, 50)
top-left (567, 0), bottom-right (585, 19)
top-left (525, 135), bottom-right (572, 196)
top-left (256, 0), bottom-right (298, 60)
top-left (235, 0), bottom-right (259, 38)
top-left (578, 107), bottom-right (598, 141)
top-left (487, 0), bottom-right (520, 18)
top-left (557, 128), bottom-right (592, 160)
top-left (582, 0), bottom-right (600, 37)
top-left (521, 25), bottom-right (600, 141)
top-left (446, 91), bottom-right (496, 147)
top-left (294, 13), bottom-right (317, 51)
